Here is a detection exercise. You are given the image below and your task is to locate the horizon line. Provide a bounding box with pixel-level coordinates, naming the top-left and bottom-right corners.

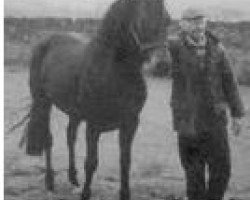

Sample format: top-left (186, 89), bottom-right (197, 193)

top-left (4, 15), bottom-right (250, 23)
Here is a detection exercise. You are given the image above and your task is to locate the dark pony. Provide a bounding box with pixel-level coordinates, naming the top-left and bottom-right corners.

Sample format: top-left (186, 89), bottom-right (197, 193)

top-left (25, 0), bottom-right (170, 199)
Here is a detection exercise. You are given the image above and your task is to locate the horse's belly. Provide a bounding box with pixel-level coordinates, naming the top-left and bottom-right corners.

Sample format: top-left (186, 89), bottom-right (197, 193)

top-left (81, 97), bottom-right (122, 122)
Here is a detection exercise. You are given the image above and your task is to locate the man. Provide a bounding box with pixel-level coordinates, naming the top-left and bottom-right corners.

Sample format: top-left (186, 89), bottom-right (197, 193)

top-left (168, 8), bottom-right (245, 200)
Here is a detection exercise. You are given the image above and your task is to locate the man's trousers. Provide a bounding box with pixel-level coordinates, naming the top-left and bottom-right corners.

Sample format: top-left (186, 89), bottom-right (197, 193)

top-left (178, 124), bottom-right (231, 200)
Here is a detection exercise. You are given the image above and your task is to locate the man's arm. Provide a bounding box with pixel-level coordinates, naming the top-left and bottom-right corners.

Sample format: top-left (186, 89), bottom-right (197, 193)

top-left (220, 45), bottom-right (245, 118)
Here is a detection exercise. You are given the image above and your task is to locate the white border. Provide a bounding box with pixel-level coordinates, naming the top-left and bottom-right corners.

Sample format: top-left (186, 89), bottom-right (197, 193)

top-left (1, 0), bottom-right (4, 199)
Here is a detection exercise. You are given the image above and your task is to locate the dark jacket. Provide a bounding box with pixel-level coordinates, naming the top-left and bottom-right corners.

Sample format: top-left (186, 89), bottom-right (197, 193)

top-left (168, 31), bottom-right (245, 132)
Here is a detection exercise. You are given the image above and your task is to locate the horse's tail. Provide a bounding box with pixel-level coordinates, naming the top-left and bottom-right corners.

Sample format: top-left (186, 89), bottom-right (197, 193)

top-left (25, 38), bottom-right (53, 156)
top-left (29, 39), bottom-right (51, 98)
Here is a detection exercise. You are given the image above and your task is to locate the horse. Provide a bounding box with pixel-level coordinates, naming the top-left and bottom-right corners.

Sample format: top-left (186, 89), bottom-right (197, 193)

top-left (25, 0), bottom-right (170, 199)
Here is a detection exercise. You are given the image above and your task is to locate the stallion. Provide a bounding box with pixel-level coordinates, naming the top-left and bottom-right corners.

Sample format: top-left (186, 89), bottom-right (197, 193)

top-left (25, 0), bottom-right (170, 199)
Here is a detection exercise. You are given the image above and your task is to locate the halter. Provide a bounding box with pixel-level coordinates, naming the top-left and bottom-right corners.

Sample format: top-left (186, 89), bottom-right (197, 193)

top-left (129, 23), bottom-right (168, 52)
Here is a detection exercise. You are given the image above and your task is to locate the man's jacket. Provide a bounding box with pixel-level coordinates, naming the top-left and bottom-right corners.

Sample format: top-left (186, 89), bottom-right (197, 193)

top-left (168, 31), bottom-right (245, 132)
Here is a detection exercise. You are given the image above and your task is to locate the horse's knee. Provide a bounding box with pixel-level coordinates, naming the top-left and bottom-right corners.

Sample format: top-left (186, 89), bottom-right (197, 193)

top-left (120, 188), bottom-right (130, 200)
top-left (67, 121), bottom-right (78, 146)
top-left (67, 132), bottom-right (74, 147)
top-left (45, 133), bottom-right (53, 149)
top-left (85, 157), bottom-right (98, 172)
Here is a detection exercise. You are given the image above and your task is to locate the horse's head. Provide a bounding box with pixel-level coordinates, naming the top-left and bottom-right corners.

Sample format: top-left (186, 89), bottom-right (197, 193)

top-left (131, 0), bottom-right (170, 54)
top-left (99, 0), bottom-right (171, 63)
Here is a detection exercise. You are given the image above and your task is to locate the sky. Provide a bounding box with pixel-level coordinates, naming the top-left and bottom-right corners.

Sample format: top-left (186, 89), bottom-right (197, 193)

top-left (4, 0), bottom-right (250, 21)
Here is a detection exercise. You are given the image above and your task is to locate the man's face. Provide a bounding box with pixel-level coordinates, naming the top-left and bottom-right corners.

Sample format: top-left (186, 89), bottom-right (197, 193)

top-left (180, 17), bottom-right (207, 37)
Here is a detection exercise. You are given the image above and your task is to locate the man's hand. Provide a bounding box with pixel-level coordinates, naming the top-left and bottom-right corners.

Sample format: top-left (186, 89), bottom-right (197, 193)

top-left (231, 117), bottom-right (243, 137)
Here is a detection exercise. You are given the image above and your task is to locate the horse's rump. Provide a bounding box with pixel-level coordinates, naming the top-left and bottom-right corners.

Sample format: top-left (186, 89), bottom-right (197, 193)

top-left (42, 36), bottom-right (86, 111)
top-left (26, 34), bottom-right (89, 155)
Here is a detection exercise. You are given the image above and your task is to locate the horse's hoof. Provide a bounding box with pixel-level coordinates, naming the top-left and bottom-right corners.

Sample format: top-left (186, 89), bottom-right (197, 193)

top-left (45, 173), bottom-right (54, 191)
top-left (69, 177), bottom-right (80, 187)
top-left (120, 190), bottom-right (130, 200)
top-left (45, 181), bottom-right (54, 191)
top-left (165, 194), bottom-right (184, 200)
top-left (68, 169), bottom-right (80, 187)
top-left (81, 189), bottom-right (91, 200)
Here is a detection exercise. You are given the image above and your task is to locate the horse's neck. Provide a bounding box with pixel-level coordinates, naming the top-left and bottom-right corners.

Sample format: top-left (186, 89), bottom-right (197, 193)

top-left (91, 36), bottom-right (145, 83)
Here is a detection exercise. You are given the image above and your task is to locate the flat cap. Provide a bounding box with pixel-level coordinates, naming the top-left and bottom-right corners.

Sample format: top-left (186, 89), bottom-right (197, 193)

top-left (182, 8), bottom-right (206, 20)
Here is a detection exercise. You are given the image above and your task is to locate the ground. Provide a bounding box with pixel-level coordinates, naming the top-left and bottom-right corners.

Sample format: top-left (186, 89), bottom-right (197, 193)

top-left (4, 70), bottom-right (250, 200)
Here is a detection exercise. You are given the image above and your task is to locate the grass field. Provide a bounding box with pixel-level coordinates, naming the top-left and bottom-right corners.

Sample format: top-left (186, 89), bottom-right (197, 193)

top-left (4, 70), bottom-right (250, 200)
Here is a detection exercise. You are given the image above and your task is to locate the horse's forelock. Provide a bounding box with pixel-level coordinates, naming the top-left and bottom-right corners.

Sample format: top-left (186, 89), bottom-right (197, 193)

top-left (99, 0), bottom-right (169, 50)
top-left (133, 0), bottom-right (169, 41)
top-left (98, 0), bottom-right (136, 46)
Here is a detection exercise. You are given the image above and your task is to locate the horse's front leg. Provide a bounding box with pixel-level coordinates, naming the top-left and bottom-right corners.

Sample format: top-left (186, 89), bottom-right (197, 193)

top-left (45, 133), bottom-right (54, 191)
top-left (67, 117), bottom-right (80, 186)
top-left (119, 116), bottom-right (138, 200)
top-left (81, 123), bottom-right (100, 200)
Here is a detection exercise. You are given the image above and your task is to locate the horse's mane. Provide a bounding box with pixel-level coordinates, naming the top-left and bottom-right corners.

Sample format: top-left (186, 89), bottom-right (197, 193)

top-left (97, 0), bottom-right (138, 49)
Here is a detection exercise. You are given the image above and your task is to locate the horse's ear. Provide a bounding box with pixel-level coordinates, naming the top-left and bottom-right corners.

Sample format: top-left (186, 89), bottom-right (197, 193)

top-left (156, 0), bottom-right (164, 4)
top-left (155, 0), bottom-right (165, 8)
top-left (161, 0), bottom-right (166, 7)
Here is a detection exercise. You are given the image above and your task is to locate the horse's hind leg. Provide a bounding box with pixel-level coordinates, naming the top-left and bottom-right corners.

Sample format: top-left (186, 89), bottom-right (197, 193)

top-left (81, 123), bottom-right (100, 200)
top-left (41, 101), bottom-right (54, 191)
top-left (67, 116), bottom-right (80, 186)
